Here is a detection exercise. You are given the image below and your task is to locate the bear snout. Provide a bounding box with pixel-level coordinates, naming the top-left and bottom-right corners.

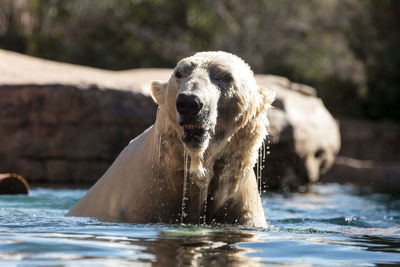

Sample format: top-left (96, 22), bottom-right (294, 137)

top-left (176, 93), bottom-right (204, 117)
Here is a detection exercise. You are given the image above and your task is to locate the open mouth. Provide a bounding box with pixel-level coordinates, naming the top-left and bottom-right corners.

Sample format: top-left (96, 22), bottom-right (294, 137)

top-left (181, 123), bottom-right (208, 147)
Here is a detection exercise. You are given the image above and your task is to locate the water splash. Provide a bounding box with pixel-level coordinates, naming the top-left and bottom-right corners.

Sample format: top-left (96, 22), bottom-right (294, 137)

top-left (181, 149), bottom-right (190, 223)
top-left (199, 185), bottom-right (208, 224)
top-left (202, 196), bottom-right (208, 224)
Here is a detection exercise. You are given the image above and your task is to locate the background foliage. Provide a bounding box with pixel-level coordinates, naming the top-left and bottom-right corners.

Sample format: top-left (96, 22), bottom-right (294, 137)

top-left (0, 0), bottom-right (399, 121)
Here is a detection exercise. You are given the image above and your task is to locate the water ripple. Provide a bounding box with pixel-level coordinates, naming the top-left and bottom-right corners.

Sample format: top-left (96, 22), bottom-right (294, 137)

top-left (0, 183), bottom-right (399, 266)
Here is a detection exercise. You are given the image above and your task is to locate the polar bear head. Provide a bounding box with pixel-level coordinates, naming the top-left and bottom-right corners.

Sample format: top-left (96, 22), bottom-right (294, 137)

top-left (151, 51), bottom-right (274, 177)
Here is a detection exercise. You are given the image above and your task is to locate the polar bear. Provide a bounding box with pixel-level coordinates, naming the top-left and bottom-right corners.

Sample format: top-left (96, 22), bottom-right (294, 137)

top-left (67, 51), bottom-right (275, 227)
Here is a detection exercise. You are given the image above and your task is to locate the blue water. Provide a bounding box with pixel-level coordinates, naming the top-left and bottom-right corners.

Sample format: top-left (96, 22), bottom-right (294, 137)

top-left (0, 183), bottom-right (399, 266)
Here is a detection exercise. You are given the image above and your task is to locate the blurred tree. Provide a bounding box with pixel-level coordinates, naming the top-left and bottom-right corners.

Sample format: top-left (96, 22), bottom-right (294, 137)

top-left (0, 0), bottom-right (221, 68)
top-left (344, 0), bottom-right (400, 121)
top-left (0, 0), bottom-right (398, 122)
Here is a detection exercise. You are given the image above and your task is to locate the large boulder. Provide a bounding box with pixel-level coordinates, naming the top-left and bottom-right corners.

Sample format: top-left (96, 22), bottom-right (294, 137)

top-left (256, 75), bottom-right (341, 192)
top-left (0, 49), bottom-right (340, 189)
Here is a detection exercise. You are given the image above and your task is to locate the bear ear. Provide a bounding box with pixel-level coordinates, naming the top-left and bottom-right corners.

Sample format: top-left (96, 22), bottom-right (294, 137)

top-left (259, 86), bottom-right (276, 108)
top-left (150, 80), bottom-right (167, 105)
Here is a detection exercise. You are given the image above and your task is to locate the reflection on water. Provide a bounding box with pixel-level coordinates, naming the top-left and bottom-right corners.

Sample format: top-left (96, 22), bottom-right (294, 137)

top-left (145, 228), bottom-right (258, 266)
top-left (0, 184), bottom-right (399, 266)
top-left (0, 226), bottom-right (260, 266)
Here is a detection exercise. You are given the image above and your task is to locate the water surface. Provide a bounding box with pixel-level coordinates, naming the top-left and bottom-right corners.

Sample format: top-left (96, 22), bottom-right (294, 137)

top-left (0, 183), bottom-right (399, 266)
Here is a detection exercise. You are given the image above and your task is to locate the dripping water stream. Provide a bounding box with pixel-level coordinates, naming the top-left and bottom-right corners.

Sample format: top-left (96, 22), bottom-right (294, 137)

top-left (180, 151), bottom-right (208, 224)
top-left (264, 135), bottom-right (271, 194)
top-left (151, 109), bottom-right (168, 221)
top-left (257, 140), bottom-right (266, 196)
top-left (181, 149), bottom-right (190, 223)
top-left (150, 111), bottom-right (160, 218)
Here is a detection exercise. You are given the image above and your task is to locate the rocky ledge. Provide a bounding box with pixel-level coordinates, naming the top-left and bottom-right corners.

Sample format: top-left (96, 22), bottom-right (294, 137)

top-left (0, 49), bottom-right (341, 190)
top-left (321, 119), bottom-right (400, 193)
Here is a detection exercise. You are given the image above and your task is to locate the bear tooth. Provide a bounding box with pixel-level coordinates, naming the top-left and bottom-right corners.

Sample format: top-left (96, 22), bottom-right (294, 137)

top-left (183, 124), bottom-right (201, 130)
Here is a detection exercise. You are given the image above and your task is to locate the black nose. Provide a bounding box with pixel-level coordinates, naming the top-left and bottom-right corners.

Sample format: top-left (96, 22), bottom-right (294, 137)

top-left (176, 93), bottom-right (203, 116)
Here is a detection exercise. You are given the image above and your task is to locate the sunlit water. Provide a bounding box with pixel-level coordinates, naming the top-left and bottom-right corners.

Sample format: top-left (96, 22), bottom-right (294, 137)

top-left (0, 183), bottom-right (399, 266)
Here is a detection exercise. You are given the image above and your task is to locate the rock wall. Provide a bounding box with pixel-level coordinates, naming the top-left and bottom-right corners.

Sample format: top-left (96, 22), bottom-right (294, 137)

top-left (321, 119), bottom-right (400, 193)
top-left (0, 84), bottom-right (156, 184)
top-left (0, 49), bottom-right (341, 189)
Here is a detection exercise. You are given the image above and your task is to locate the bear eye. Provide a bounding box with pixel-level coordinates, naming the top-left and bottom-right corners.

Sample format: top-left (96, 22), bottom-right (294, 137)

top-left (219, 74), bottom-right (233, 84)
top-left (213, 74), bottom-right (233, 85)
top-left (175, 71), bottom-right (182, 79)
top-left (209, 68), bottom-right (233, 85)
